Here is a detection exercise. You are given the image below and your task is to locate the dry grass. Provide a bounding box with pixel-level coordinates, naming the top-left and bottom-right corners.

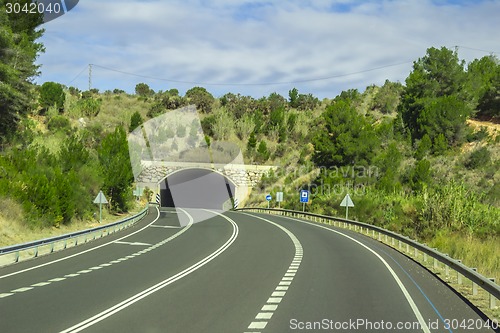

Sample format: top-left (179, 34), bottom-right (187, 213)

top-left (467, 119), bottom-right (500, 140)
top-left (0, 197), bottom-right (145, 248)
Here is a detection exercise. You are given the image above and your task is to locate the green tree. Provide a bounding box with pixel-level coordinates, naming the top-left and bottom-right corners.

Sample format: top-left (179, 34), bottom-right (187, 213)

top-left (466, 55), bottom-right (500, 118)
top-left (399, 47), bottom-right (469, 142)
top-left (98, 127), bottom-right (134, 212)
top-left (409, 159), bottom-right (431, 191)
top-left (185, 86), bottom-right (214, 113)
top-left (312, 100), bottom-right (379, 167)
top-left (129, 111), bottom-right (143, 132)
top-left (256, 140), bottom-right (270, 162)
top-left (371, 80), bottom-right (403, 114)
top-left (39, 81), bottom-right (65, 112)
top-left (247, 132), bottom-right (257, 151)
top-left (295, 93), bottom-right (320, 111)
top-left (417, 95), bottom-right (471, 147)
top-left (288, 88), bottom-right (299, 108)
top-left (253, 109), bottom-right (264, 134)
top-left (267, 92), bottom-right (287, 113)
top-left (432, 133), bottom-right (448, 155)
top-left (76, 97), bottom-right (102, 117)
top-left (0, 1), bottom-right (44, 137)
top-left (59, 134), bottom-right (90, 172)
top-left (468, 56), bottom-right (500, 119)
top-left (415, 134), bottom-right (432, 160)
top-left (135, 83), bottom-right (154, 97)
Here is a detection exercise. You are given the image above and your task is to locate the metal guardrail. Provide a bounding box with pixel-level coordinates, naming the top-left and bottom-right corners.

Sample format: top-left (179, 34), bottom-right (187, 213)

top-left (0, 206), bottom-right (149, 266)
top-left (236, 207), bottom-right (499, 310)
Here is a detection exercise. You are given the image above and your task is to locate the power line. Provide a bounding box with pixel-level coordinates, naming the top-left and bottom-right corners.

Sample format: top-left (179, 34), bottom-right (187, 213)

top-left (454, 45), bottom-right (500, 55)
top-left (89, 61), bottom-right (413, 87)
top-left (66, 65), bottom-right (88, 85)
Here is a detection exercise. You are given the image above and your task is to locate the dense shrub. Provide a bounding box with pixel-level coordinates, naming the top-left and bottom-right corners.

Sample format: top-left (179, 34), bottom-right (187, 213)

top-left (465, 147), bottom-right (491, 169)
top-left (47, 115), bottom-right (71, 133)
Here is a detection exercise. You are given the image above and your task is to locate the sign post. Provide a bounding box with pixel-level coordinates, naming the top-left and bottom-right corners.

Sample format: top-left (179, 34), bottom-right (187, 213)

top-left (93, 190), bottom-right (108, 224)
top-left (340, 193), bottom-right (354, 219)
top-left (276, 192), bottom-right (284, 209)
top-left (266, 194), bottom-right (272, 209)
top-left (300, 190), bottom-right (309, 212)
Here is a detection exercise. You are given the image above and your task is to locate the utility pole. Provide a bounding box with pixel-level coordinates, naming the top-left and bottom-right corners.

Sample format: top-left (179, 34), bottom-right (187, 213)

top-left (88, 64), bottom-right (92, 91)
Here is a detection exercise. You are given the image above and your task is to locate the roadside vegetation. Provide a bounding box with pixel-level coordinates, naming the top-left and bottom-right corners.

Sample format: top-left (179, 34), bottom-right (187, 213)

top-left (0, 4), bottom-right (498, 291)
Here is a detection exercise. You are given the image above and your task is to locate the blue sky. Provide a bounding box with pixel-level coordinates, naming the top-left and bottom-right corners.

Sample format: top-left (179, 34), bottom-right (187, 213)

top-left (35, 0), bottom-right (500, 99)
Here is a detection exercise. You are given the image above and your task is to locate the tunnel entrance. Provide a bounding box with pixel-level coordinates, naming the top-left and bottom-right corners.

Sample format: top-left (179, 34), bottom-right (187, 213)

top-left (159, 169), bottom-right (235, 209)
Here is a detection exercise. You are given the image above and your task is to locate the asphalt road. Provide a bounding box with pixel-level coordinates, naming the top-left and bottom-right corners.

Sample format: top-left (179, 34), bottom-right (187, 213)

top-left (0, 207), bottom-right (497, 333)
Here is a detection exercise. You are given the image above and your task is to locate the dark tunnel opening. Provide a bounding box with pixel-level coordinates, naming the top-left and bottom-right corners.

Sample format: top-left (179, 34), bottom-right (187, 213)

top-left (159, 169), bottom-right (235, 209)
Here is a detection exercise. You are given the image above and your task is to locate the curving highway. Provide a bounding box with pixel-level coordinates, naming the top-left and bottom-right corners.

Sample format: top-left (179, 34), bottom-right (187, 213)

top-left (0, 207), bottom-right (497, 333)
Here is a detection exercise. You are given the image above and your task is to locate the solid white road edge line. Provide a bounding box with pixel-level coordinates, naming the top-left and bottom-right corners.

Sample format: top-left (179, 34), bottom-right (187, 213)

top-left (58, 209), bottom-right (239, 333)
top-left (278, 214), bottom-right (431, 333)
top-left (0, 206), bottom-right (162, 280)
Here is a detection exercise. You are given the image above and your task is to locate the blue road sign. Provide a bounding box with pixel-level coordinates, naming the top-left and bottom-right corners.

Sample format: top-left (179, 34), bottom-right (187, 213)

top-left (266, 194), bottom-right (272, 201)
top-left (300, 190), bottom-right (309, 203)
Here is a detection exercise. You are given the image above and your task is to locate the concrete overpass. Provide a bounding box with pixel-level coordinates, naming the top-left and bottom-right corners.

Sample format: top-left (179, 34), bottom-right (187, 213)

top-left (136, 161), bottom-right (276, 209)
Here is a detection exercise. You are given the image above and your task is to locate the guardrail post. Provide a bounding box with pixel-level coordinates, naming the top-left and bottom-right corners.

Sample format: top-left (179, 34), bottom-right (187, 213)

top-left (50, 242), bottom-right (55, 253)
top-left (391, 237), bottom-right (395, 246)
top-left (472, 268), bottom-right (478, 296)
top-left (34, 246), bottom-right (38, 258)
top-left (433, 249), bottom-right (438, 269)
top-left (414, 247), bottom-right (418, 258)
top-left (378, 232), bottom-right (381, 241)
top-left (372, 230), bottom-right (375, 238)
top-left (64, 239), bottom-right (67, 249)
top-left (398, 240), bottom-right (402, 250)
top-left (406, 243), bottom-right (410, 254)
top-left (384, 234), bottom-right (388, 243)
top-left (15, 251), bottom-right (20, 263)
top-left (444, 254), bottom-right (449, 278)
top-left (489, 278), bottom-right (496, 309)
top-left (457, 260), bottom-right (463, 284)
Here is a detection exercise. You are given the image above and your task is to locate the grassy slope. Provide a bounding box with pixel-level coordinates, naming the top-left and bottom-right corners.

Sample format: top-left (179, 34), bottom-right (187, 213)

top-left (0, 197), bottom-right (145, 247)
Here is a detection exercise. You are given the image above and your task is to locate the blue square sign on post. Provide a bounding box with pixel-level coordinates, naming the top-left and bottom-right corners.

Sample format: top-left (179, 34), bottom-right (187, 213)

top-left (300, 190), bottom-right (309, 212)
top-left (300, 190), bottom-right (309, 203)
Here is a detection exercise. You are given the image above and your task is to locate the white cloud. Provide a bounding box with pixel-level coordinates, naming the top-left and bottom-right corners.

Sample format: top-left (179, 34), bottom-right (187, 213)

top-left (36, 0), bottom-right (500, 98)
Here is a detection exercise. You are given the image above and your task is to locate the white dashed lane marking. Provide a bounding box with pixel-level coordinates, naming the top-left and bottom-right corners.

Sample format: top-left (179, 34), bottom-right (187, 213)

top-left (0, 208), bottom-right (194, 299)
top-left (65, 274), bottom-right (80, 278)
top-left (49, 278), bottom-right (66, 282)
top-left (11, 287), bottom-right (33, 293)
top-left (241, 213), bottom-right (303, 332)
